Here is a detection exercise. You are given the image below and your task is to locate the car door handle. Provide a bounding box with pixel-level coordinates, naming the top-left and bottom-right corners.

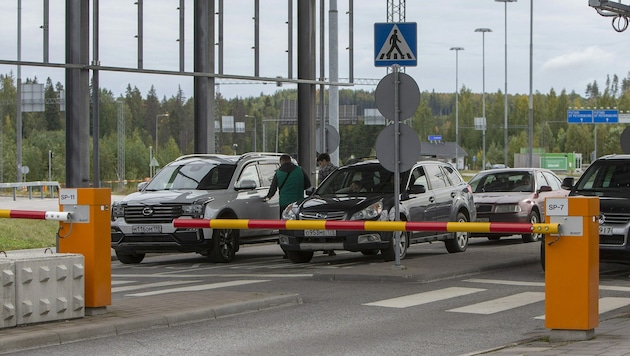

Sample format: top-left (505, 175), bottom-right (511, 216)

top-left (451, 192), bottom-right (456, 198)
top-left (429, 197), bottom-right (435, 203)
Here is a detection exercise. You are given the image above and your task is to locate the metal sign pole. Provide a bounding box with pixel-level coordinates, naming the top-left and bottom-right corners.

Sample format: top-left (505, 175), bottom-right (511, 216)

top-left (393, 64), bottom-right (402, 267)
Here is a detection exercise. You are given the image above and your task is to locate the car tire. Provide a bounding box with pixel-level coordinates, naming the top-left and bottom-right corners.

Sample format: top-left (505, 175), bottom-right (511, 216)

top-left (208, 227), bottom-right (237, 263)
top-left (445, 212), bottom-right (469, 253)
top-left (286, 250), bottom-right (314, 263)
top-left (522, 210), bottom-right (541, 243)
top-left (115, 250), bottom-right (145, 264)
top-left (381, 231), bottom-right (409, 262)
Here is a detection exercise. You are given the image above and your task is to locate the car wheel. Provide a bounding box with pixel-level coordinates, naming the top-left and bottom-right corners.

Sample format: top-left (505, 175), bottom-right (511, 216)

top-left (361, 249), bottom-right (380, 256)
top-left (381, 231), bottom-right (409, 262)
top-left (208, 227), bottom-right (237, 263)
top-left (115, 250), bottom-right (145, 264)
top-left (522, 210), bottom-right (541, 243)
top-left (286, 250), bottom-right (314, 263)
top-left (445, 212), bottom-right (469, 253)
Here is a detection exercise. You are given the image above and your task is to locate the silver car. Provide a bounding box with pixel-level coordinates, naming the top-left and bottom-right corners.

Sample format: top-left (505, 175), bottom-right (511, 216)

top-left (111, 153), bottom-right (282, 264)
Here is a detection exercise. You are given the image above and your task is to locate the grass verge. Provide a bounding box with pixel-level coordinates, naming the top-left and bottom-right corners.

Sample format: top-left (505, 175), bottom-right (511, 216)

top-left (0, 219), bottom-right (58, 251)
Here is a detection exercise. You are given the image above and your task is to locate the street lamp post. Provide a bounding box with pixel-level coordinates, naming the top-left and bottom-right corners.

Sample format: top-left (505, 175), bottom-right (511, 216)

top-left (475, 28), bottom-right (492, 170)
top-left (244, 115), bottom-right (257, 152)
top-left (450, 47), bottom-right (464, 170)
top-left (496, 0), bottom-right (517, 167)
top-left (155, 113), bottom-right (169, 156)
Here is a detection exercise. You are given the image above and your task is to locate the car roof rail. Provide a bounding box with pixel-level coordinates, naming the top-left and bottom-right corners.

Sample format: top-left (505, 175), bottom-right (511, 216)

top-left (237, 152), bottom-right (285, 161)
top-left (174, 154), bottom-right (231, 162)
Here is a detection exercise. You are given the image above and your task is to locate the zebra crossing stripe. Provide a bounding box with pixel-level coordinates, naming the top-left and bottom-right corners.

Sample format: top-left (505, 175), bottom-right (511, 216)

top-left (113, 280), bottom-right (200, 293)
top-left (126, 280), bottom-right (269, 297)
top-left (363, 287), bottom-right (485, 309)
top-left (448, 292), bottom-right (545, 315)
top-left (534, 297), bottom-right (630, 319)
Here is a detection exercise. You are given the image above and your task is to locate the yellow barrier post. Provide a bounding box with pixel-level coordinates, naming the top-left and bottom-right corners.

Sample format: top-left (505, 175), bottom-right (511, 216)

top-left (545, 196), bottom-right (599, 341)
top-left (57, 188), bottom-right (112, 315)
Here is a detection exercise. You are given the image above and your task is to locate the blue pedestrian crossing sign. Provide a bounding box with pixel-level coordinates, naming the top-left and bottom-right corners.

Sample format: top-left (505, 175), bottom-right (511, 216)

top-left (374, 22), bottom-right (417, 67)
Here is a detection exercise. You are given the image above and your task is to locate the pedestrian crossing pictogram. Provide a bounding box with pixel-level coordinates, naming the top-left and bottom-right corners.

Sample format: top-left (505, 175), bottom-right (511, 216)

top-left (374, 22), bottom-right (417, 67)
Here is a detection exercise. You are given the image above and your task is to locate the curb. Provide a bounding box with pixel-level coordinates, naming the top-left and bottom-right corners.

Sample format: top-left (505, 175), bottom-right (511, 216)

top-left (0, 293), bottom-right (302, 354)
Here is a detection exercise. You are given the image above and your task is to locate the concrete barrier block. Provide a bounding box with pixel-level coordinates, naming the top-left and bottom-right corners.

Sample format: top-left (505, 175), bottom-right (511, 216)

top-left (0, 260), bottom-right (16, 328)
top-left (9, 252), bottom-right (84, 325)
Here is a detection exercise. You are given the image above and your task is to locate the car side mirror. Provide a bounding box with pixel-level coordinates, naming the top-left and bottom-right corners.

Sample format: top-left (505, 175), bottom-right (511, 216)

top-left (137, 181), bottom-right (148, 191)
top-left (234, 179), bottom-right (257, 190)
top-left (561, 177), bottom-right (574, 190)
top-left (409, 184), bottom-right (426, 195)
top-left (305, 186), bottom-right (315, 196)
top-left (539, 185), bottom-right (552, 193)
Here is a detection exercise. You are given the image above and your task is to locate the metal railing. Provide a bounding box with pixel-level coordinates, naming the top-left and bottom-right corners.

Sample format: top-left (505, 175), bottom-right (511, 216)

top-left (0, 181), bottom-right (61, 201)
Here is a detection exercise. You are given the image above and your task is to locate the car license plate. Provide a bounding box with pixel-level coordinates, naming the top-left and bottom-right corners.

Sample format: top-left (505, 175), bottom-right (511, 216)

top-left (304, 229), bottom-right (336, 237)
top-left (599, 226), bottom-right (613, 235)
top-left (132, 225), bottom-right (162, 234)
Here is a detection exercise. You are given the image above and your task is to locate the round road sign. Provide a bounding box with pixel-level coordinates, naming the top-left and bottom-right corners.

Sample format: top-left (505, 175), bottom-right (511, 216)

top-left (375, 123), bottom-right (421, 172)
top-left (374, 72), bottom-right (420, 120)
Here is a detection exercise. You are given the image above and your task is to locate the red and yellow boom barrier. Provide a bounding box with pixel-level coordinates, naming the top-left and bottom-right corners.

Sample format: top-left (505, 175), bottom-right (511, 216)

top-left (0, 209), bottom-right (71, 221)
top-left (174, 218), bottom-right (559, 234)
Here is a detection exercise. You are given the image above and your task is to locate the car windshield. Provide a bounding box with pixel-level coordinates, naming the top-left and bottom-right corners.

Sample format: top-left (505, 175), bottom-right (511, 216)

top-left (145, 163), bottom-right (236, 191)
top-left (576, 161), bottom-right (630, 193)
top-left (469, 171), bottom-right (533, 193)
top-left (316, 164), bottom-right (395, 195)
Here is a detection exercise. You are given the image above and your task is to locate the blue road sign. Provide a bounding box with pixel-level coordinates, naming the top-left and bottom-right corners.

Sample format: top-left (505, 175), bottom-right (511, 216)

top-left (593, 109), bottom-right (619, 123)
top-left (374, 22), bottom-right (417, 67)
top-left (428, 135), bottom-right (442, 141)
top-left (567, 109), bottom-right (619, 124)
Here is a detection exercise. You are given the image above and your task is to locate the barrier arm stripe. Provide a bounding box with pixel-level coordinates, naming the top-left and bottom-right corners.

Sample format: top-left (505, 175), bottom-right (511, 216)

top-left (0, 209), bottom-right (72, 221)
top-left (174, 219), bottom-right (559, 234)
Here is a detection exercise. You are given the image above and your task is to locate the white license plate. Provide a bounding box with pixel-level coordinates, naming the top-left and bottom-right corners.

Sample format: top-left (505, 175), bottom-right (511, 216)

top-left (304, 229), bottom-right (336, 237)
top-left (132, 225), bottom-right (162, 234)
top-left (599, 226), bottom-right (614, 235)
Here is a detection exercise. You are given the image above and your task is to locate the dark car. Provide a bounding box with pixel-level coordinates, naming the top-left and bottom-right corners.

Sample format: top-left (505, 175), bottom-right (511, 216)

top-left (468, 168), bottom-right (569, 242)
top-left (559, 154), bottom-right (630, 264)
top-left (278, 159), bottom-right (477, 263)
top-left (111, 153), bottom-right (283, 264)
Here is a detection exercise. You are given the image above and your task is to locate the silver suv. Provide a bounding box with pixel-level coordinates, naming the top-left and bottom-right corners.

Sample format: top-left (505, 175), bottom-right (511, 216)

top-left (111, 153), bottom-right (283, 264)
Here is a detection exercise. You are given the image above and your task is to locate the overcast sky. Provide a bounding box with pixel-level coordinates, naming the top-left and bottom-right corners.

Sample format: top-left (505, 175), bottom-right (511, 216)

top-left (1, 0), bottom-right (629, 101)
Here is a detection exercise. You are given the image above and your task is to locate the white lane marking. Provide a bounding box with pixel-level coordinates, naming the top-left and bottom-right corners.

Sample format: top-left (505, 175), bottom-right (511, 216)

top-left (466, 278), bottom-right (630, 292)
top-left (363, 287), bottom-right (486, 309)
top-left (113, 273), bottom-right (311, 278)
top-left (112, 280), bottom-right (200, 293)
top-left (125, 279), bottom-right (270, 297)
top-left (464, 279), bottom-right (545, 287)
top-left (534, 297), bottom-right (630, 320)
top-left (448, 292), bottom-right (545, 315)
top-left (111, 280), bottom-right (136, 286)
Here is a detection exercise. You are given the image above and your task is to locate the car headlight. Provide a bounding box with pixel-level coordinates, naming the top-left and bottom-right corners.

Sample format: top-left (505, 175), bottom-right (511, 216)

top-left (111, 201), bottom-right (124, 220)
top-left (494, 204), bottom-right (521, 213)
top-left (182, 203), bottom-right (205, 217)
top-left (282, 203), bottom-right (298, 220)
top-left (350, 201), bottom-right (383, 220)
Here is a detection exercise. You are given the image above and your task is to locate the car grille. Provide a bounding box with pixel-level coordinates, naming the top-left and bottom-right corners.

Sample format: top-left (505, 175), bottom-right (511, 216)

top-left (299, 211), bottom-right (346, 220)
top-left (600, 235), bottom-right (626, 245)
top-left (476, 204), bottom-right (493, 214)
top-left (124, 205), bottom-right (182, 224)
top-left (601, 212), bottom-right (630, 225)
